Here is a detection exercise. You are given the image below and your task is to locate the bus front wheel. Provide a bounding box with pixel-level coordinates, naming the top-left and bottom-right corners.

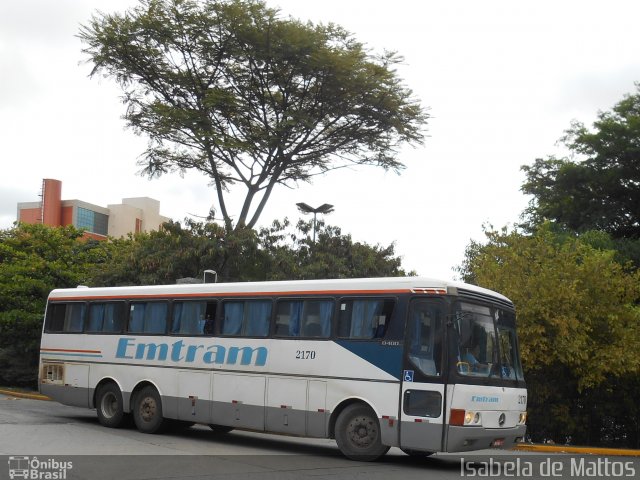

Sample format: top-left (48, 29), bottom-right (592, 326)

top-left (96, 382), bottom-right (126, 428)
top-left (335, 403), bottom-right (389, 461)
top-left (132, 386), bottom-right (165, 434)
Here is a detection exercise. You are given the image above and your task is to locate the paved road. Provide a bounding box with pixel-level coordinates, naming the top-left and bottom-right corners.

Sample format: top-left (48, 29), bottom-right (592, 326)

top-left (1, 393), bottom-right (637, 480)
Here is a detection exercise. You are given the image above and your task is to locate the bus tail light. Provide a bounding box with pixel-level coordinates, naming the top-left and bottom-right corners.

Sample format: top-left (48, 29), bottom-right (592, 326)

top-left (41, 363), bottom-right (64, 385)
top-left (450, 409), bottom-right (465, 426)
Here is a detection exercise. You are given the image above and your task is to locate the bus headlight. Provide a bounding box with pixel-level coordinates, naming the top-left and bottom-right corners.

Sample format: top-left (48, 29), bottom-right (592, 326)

top-left (518, 412), bottom-right (527, 425)
top-left (464, 411), bottom-right (481, 425)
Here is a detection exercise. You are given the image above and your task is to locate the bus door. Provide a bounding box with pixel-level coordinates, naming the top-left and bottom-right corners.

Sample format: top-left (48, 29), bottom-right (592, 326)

top-left (400, 298), bottom-right (446, 452)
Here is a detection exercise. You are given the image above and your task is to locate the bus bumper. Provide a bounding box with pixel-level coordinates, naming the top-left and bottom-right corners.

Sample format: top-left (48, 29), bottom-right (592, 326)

top-left (447, 425), bottom-right (526, 452)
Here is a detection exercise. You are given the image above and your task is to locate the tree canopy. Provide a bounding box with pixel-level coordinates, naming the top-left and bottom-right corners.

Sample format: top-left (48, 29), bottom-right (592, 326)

top-left (0, 224), bottom-right (110, 386)
top-left (521, 84), bottom-right (640, 238)
top-left (258, 218), bottom-right (409, 280)
top-left (79, 0), bottom-right (428, 231)
top-left (458, 224), bottom-right (640, 388)
top-left (91, 217), bottom-right (408, 286)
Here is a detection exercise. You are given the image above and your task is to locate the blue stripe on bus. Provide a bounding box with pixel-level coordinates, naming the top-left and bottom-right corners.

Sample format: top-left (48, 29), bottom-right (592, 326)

top-left (335, 341), bottom-right (403, 380)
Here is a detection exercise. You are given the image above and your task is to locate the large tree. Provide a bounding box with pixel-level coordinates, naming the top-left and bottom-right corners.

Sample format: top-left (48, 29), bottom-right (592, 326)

top-left (80, 0), bottom-right (428, 231)
top-left (521, 84), bottom-right (640, 238)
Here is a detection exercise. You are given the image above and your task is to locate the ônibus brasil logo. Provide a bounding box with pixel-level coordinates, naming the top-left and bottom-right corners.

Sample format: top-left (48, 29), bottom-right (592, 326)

top-left (7, 456), bottom-right (72, 480)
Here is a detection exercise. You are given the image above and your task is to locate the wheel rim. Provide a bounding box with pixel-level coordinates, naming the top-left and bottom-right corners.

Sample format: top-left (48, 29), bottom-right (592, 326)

top-left (139, 395), bottom-right (157, 422)
top-left (100, 391), bottom-right (118, 419)
top-left (346, 415), bottom-right (378, 449)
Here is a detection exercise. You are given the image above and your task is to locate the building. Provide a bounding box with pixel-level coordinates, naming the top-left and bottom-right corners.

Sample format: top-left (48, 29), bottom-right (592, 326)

top-left (17, 179), bottom-right (170, 239)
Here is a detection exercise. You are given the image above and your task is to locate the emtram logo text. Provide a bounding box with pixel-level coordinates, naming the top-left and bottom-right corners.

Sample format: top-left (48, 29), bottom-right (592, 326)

top-left (115, 337), bottom-right (268, 366)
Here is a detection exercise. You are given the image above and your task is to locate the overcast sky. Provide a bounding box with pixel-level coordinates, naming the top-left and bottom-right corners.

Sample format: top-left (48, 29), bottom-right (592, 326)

top-left (1, 0), bottom-right (639, 281)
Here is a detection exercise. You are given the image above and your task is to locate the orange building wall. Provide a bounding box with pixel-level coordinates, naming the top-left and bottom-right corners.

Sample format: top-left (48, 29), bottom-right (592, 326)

top-left (61, 206), bottom-right (73, 226)
top-left (19, 208), bottom-right (41, 224)
top-left (41, 179), bottom-right (62, 226)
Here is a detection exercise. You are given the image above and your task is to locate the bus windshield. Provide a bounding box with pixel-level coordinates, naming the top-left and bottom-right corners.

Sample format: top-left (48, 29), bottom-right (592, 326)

top-left (453, 302), bottom-right (524, 381)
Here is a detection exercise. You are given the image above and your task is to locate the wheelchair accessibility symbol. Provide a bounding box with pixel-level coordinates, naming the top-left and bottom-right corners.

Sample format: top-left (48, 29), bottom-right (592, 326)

top-left (403, 370), bottom-right (414, 382)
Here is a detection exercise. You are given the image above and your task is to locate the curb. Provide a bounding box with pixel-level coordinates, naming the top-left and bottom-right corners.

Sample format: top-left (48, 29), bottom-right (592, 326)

top-left (0, 388), bottom-right (50, 401)
top-left (514, 443), bottom-right (640, 457)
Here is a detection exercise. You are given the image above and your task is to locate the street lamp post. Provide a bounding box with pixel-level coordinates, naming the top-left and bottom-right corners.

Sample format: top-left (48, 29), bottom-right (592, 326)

top-left (296, 203), bottom-right (334, 243)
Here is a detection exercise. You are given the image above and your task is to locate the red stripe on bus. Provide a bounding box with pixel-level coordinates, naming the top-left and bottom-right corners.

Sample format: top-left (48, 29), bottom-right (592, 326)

top-left (48, 289), bottom-right (411, 302)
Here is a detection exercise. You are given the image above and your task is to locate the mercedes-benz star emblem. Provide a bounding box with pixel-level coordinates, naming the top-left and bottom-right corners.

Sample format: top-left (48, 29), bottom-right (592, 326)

top-left (498, 413), bottom-right (506, 426)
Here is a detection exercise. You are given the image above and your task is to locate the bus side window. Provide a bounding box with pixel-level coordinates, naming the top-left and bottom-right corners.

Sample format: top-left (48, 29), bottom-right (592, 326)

top-left (46, 302), bottom-right (86, 333)
top-left (337, 298), bottom-right (395, 339)
top-left (221, 300), bottom-right (271, 337)
top-left (245, 301), bottom-right (271, 336)
top-left (128, 302), bottom-right (168, 334)
top-left (46, 303), bottom-right (66, 332)
top-left (171, 301), bottom-right (217, 335)
top-left (408, 300), bottom-right (443, 377)
top-left (222, 302), bottom-right (243, 335)
top-left (203, 302), bottom-right (216, 335)
top-left (87, 302), bottom-right (125, 333)
top-left (301, 299), bottom-right (332, 337)
top-left (274, 301), bottom-right (299, 336)
top-left (275, 299), bottom-right (333, 338)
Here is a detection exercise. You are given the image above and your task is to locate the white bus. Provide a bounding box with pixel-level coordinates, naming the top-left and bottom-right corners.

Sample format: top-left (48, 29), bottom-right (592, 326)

top-left (39, 277), bottom-right (527, 460)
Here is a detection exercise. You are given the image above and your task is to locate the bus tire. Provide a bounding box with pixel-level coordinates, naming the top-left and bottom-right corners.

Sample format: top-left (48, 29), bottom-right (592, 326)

top-left (132, 385), bottom-right (165, 434)
top-left (334, 403), bottom-right (389, 461)
top-left (96, 382), bottom-right (126, 428)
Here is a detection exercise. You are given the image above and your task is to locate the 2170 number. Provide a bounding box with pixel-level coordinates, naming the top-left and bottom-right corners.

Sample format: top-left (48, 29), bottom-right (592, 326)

top-left (295, 350), bottom-right (316, 359)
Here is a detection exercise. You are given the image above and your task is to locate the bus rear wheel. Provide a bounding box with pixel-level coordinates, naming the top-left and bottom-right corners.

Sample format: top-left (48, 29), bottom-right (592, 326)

top-left (96, 382), bottom-right (126, 428)
top-left (335, 403), bottom-right (389, 461)
top-left (132, 386), bottom-right (165, 434)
